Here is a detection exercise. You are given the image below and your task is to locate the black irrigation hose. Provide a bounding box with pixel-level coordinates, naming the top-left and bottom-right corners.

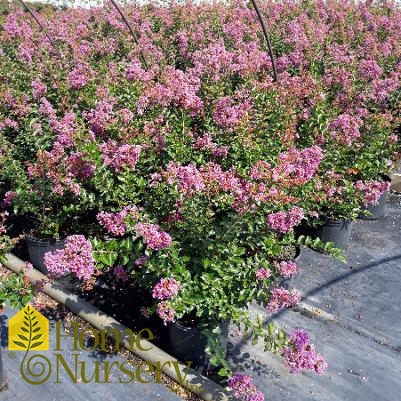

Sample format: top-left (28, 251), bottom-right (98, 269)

top-left (250, 0), bottom-right (278, 83)
top-left (108, 0), bottom-right (149, 71)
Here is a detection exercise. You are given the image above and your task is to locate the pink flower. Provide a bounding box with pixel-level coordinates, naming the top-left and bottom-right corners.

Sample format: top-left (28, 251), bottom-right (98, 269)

top-left (66, 153), bottom-right (95, 180)
top-left (290, 329), bottom-right (309, 350)
top-left (163, 163), bottom-right (205, 196)
top-left (135, 223), bottom-right (172, 250)
top-left (113, 266), bottom-right (129, 282)
top-left (227, 373), bottom-right (264, 401)
top-left (359, 59), bottom-right (382, 80)
top-left (267, 287), bottom-right (300, 313)
top-left (152, 278), bottom-right (181, 300)
top-left (34, 279), bottom-right (47, 293)
top-left (44, 235), bottom-right (95, 281)
top-left (0, 191), bottom-right (17, 208)
top-left (126, 59), bottom-right (149, 82)
top-left (329, 114), bottom-right (363, 146)
top-left (97, 212), bottom-right (125, 236)
top-left (255, 268), bottom-right (272, 281)
top-left (100, 140), bottom-right (142, 172)
top-left (135, 256), bottom-right (149, 266)
top-left (68, 66), bottom-right (89, 89)
top-left (97, 205), bottom-right (139, 236)
top-left (31, 79), bottom-right (47, 99)
top-left (282, 329), bottom-right (327, 375)
top-left (355, 179), bottom-right (391, 206)
top-left (84, 100), bottom-right (116, 136)
top-left (278, 261), bottom-right (299, 278)
top-left (267, 207), bottom-right (305, 233)
top-left (250, 161), bottom-right (271, 180)
top-left (156, 301), bottom-right (176, 325)
top-left (214, 96), bottom-right (251, 130)
top-left (272, 146), bottom-right (324, 186)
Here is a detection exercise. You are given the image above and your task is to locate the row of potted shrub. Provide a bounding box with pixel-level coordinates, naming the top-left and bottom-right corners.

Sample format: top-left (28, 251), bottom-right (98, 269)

top-left (0, 0), bottom-right (400, 398)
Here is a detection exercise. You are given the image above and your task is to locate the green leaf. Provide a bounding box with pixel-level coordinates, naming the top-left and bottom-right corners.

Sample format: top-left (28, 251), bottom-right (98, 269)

top-left (30, 341), bottom-right (43, 349)
top-left (18, 334), bottom-right (29, 341)
top-left (13, 341), bottom-right (27, 349)
top-left (32, 334), bottom-right (42, 341)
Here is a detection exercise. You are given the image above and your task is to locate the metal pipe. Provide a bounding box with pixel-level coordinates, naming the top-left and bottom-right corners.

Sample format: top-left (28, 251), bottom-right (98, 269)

top-left (108, 0), bottom-right (149, 71)
top-left (250, 0), bottom-right (278, 82)
top-left (16, 0), bottom-right (57, 52)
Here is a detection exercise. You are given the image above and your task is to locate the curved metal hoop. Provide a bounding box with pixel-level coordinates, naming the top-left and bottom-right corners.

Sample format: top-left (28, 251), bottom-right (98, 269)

top-left (250, 0), bottom-right (278, 82)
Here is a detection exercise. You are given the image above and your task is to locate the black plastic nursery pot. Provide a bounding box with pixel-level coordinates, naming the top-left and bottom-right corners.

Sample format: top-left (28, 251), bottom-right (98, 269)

top-left (168, 319), bottom-right (229, 373)
top-left (359, 175), bottom-right (391, 220)
top-left (25, 235), bottom-right (65, 275)
top-left (0, 327), bottom-right (7, 392)
top-left (309, 218), bottom-right (353, 250)
top-left (0, 348), bottom-right (6, 392)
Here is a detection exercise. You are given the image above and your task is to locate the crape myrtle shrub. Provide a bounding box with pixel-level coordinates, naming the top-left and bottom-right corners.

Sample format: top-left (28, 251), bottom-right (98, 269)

top-left (0, 0), bottom-right (400, 396)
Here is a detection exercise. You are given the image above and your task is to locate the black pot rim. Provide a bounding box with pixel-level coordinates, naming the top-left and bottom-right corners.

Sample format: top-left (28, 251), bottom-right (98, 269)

top-left (24, 232), bottom-right (64, 244)
top-left (379, 174), bottom-right (392, 183)
top-left (319, 216), bottom-right (353, 224)
top-left (169, 320), bottom-right (203, 333)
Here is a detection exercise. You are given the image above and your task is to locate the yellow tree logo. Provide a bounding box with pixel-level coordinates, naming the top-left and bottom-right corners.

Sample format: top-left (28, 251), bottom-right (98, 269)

top-left (8, 305), bottom-right (49, 351)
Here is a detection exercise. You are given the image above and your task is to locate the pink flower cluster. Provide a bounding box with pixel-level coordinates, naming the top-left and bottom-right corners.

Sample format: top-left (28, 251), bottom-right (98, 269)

top-left (250, 160), bottom-right (271, 180)
top-left (97, 205), bottom-right (139, 236)
top-left (214, 96), bottom-right (251, 130)
top-left (83, 99), bottom-right (116, 136)
top-left (137, 66), bottom-right (203, 115)
top-left (162, 162), bottom-right (205, 196)
top-left (31, 79), bottom-right (47, 99)
top-left (152, 277), bottom-right (181, 300)
top-left (156, 301), bottom-right (176, 325)
top-left (100, 140), bottom-right (142, 172)
top-left (267, 287), bottom-right (300, 313)
top-left (272, 146), bottom-right (324, 186)
top-left (66, 153), bottom-right (95, 180)
top-left (329, 113), bottom-right (363, 146)
top-left (255, 267), bottom-right (272, 281)
top-left (227, 373), bottom-right (264, 401)
top-left (0, 211), bottom-right (9, 235)
top-left (266, 206), bottom-right (305, 233)
top-left (278, 261), bottom-right (299, 278)
top-left (355, 179), bottom-right (391, 206)
top-left (125, 59), bottom-right (151, 82)
top-left (359, 59), bottom-right (383, 81)
top-left (67, 65), bottom-right (89, 89)
top-left (113, 265), bottom-right (129, 282)
top-left (134, 255), bottom-right (149, 266)
top-left (135, 223), bottom-right (172, 250)
top-left (282, 329), bottom-right (327, 374)
top-left (43, 235), bottom-right (95, 281)
top-left (0, 191), bottom-right (17, 208)
top-left (193, 133), bottom-right (228, 158)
